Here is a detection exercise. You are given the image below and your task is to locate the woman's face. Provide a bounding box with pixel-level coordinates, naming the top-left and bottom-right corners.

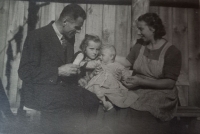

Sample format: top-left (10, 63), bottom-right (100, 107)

top-left (137, 21), bottom-right (155, 42)
top-left (85, 41), bottom-right (101, 60)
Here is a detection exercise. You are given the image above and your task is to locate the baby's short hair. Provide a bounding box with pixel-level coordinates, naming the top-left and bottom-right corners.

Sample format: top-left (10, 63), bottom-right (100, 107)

top-left (101, 45), bottom-right (116, 60)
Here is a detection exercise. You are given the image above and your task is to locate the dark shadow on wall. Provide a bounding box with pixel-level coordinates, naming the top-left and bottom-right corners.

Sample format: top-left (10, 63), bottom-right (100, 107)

top-left (5, 41), bottom-right (14, 92)
top-left (4, 2), bottom-right (50, 92)
top-left (6, 25), bottom-right (24, 92)
top-left (27, 1), bottom-right (50, 32)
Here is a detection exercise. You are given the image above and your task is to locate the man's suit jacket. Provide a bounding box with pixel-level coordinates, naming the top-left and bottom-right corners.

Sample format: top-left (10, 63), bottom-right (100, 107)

top-left (18, 22), bottom-right (75, 111)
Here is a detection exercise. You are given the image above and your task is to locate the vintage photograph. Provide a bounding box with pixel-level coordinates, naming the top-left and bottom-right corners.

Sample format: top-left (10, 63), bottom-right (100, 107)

top-left (0, 0), bottom-right (200, 134)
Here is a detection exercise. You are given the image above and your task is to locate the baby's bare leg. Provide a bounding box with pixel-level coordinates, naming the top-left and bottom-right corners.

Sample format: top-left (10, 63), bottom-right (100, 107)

top-left (93, 85), bottom-right (113, 111)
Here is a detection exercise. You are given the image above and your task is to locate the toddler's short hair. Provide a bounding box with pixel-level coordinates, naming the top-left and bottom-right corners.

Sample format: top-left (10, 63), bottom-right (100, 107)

top-left (79, 34), bottom-right (101, 52)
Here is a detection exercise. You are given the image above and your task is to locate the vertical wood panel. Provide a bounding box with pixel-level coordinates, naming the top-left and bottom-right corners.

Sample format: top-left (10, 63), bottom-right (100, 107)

top-left (131, 0), bottom-right (149, 47)
top-left (172, 8), bottom-right (189, 105)
top-left (0, 0), bottom-right (10, 78)
top-left (114, 5), bottom-right (129, 56)
top-left (85, 4), bottom-right (103, 38)
top-left (2, 0), bottom-right (18, 103)
top-left (172, 8), bottom-right (189, 86)
top-left (16, 1), bottom-right (29, 106)
top-left (39, 2), bottom-right (52, 27)
top-left (74, 4), bottom-right (86, 52)
top-left (126, 6), bottom-right (132, 53)
top-left (159, 7), bottom-right (173, 43)
top-left (35, 2), bottom-right (48, 29)
top-left (55, 3), bottom-right (65, 20)
top-left (2, 1), bottom-right (27, 107)
top-left (198, 0), bottom-right (200, 107)
top-left (177, 86), bottom-right (189, 106)
top-left (102, 5), bottom-right (116, 46)
top-left (188, 8), bottom-right (200, 106)
top-left (149, 6), bottom-right (159, 14)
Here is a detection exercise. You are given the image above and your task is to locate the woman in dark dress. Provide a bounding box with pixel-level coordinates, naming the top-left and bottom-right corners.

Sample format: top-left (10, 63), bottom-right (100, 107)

top-left (98, 13), bottom-right (182, 134)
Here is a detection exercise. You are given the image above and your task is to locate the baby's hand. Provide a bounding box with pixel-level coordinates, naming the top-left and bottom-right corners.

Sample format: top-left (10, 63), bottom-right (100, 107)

top-left (95, 60), bottom-right (101, 67)
top-left (94, 65), bottom-right (103, 75)
top-left (114, 68), bottom-right (122, 80)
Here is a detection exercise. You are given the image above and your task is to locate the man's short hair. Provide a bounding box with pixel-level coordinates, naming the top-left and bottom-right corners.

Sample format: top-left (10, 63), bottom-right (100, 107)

top-left (59, 4), bottom-right (86, 21)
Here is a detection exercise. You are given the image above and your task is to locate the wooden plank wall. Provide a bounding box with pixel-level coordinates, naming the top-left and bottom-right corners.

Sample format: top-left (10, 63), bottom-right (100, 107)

top-left (0, 1), bottom-right (199, 108)
top-left (149, 6), bottom-right (200, 107)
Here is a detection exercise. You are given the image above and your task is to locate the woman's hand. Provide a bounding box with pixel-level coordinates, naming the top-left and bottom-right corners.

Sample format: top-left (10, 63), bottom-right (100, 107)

top-left (122, 76), bottom-right (141, 89)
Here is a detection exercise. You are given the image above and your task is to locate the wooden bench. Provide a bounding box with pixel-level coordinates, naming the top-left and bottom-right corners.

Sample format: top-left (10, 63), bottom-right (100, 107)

top-left (171, 106), bottom-right (200, 134)
top-left (175, 106), bottom-right (200, 118)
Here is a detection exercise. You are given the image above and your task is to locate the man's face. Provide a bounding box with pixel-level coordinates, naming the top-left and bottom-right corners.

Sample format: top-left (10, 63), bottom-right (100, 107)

top-left (63, 17), bottom-right (84, 38)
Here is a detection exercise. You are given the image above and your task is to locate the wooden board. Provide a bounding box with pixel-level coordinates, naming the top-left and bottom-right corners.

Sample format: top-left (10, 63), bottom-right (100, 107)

top-left (114, 5), bottom-right (129, 56)
top-left (102, 5), bottom-right (116, 46)
top-left (2, 1), bottom-right (27, 107)
top-left (0, 0), bottom-right (10, 78)
top-left (187, 8), bottom-right (200, 106)
top-left (85, 4), bottom-right (103, 38)
top-left (159, 7), bottom-right (173, 43)
top-left (74, 4), bottom-right (86, 52)
top-left (172, 8), bottom-right (189, 86)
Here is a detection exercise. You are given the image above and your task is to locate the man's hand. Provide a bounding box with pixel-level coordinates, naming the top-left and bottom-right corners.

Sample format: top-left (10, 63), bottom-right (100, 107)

top-left (58, 64), bottom-right (79, 76)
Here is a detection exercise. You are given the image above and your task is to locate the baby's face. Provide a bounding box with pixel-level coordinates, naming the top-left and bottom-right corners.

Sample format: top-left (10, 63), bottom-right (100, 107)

top-left (99, 49), bottom-right (113, 64)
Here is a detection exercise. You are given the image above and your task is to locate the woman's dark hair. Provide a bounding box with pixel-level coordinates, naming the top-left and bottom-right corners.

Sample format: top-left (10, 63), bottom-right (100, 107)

top-left (138, 13), bottom-right (166, 39)
top-left (59, 4), bottom-right (86, 20)
top-left (80, 34), bottom-right (102, 52)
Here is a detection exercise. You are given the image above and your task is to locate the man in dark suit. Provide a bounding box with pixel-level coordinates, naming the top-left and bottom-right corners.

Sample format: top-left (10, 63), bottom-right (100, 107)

top-left (18, 4), bottom-right (99, 134)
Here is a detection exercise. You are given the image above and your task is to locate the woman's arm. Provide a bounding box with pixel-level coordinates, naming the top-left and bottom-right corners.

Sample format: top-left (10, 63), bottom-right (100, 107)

top-left (123, 75), bottom-right (176, 89)
top-left (115, 55), bottom-right (132, 68)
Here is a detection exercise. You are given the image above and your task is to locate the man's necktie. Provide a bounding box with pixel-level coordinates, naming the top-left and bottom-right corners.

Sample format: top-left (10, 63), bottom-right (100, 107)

top-left (61, 37), bottom-right (67, 50)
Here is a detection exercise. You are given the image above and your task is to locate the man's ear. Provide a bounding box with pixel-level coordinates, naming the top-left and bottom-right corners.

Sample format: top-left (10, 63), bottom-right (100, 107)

top-left (63, 17), bottom-right (71, 26)
top-left (111, 55), bottom-right (114, 61)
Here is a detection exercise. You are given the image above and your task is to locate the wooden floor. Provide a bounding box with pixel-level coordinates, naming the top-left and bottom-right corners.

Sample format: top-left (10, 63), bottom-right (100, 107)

top-left (1, 111), bottom-right (200, 134)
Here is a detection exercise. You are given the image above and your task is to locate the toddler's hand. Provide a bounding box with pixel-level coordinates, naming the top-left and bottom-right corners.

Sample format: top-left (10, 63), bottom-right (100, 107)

top-left (78, 78), bottom-right (88, 87)
top-left (86, 60), bottom-right (99, 69)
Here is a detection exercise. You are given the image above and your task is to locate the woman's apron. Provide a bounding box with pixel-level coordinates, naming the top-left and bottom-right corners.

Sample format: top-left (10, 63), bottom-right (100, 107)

top-left (130, 42), bottom-right (178, 121)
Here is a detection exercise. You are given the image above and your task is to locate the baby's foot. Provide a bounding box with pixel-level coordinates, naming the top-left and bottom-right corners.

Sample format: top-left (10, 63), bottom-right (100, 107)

top-left (103, 101), bottom-right (113, 111)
